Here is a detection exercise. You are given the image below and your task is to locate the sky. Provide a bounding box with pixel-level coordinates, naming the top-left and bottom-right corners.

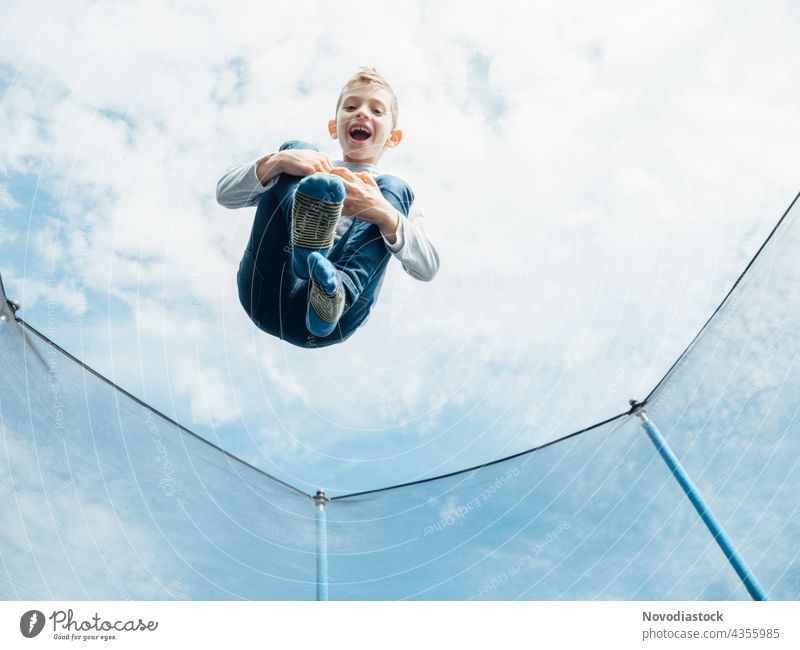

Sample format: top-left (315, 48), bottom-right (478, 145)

top-left (1, 0), bottom-right (800, 498)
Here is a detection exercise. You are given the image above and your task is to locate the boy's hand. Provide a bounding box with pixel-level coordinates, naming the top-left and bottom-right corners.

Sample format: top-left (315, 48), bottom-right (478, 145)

top-left (256, 150), bottom-right (334, 186)
top-left (328, 168), bottom-right (400, 243)
top-left (276, 150), bottom-right (335, 177)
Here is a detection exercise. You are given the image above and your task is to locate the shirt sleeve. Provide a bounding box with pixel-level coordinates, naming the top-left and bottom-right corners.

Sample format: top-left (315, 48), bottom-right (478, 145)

top-left (216, 159), bottom-right (276, 208)
top-left (380, 202), bottom-right (440, 282)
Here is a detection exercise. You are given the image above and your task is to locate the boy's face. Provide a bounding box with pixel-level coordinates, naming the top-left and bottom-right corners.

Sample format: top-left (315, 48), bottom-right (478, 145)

top-left (328, 84), bottom-right (402, 164)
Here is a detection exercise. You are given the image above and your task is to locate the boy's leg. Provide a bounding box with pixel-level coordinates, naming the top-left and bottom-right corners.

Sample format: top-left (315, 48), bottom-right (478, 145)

top-left (306, 174), bottom-right (415, 342)
top-left (238, 140), bottom-right (325, 341)
top-left (305, 251), bottom-right (346, 337)
top-left (239, 163), bottom-right (414, 346)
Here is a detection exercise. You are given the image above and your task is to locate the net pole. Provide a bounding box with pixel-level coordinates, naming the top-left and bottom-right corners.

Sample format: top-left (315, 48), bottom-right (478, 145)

top-left (313, 490), bottom-right (329, 601)
top-left (631, 404), bottom-right (768, 601)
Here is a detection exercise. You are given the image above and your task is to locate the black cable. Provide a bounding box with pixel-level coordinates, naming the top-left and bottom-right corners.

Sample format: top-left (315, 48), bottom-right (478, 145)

top-left (331, 411), bottom-right (629, 501)
top-left (644, 190), bottom-right (800, 404)
top-left (12, 315), bottom-right (312, 500)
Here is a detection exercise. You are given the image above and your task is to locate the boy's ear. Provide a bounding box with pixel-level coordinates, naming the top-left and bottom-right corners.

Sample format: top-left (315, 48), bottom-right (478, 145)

top-left (385, 129), bottom-right (403, 148)
top-left (328, 119), bottom-right (338, 139)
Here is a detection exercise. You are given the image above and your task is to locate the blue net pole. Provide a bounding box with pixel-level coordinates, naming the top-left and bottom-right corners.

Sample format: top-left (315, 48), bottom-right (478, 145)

top-left (314, 490), bottom-right (329, 601)
top-left (632, 404), bottom-right (768, 601)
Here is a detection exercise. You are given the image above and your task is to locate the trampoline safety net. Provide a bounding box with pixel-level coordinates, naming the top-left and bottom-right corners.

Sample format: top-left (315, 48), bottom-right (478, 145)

top-left (1, 193), bottom-right (799, 600)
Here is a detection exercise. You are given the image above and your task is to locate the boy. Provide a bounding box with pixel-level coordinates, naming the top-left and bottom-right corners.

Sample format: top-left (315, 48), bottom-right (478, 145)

top-left (217, 67), bottom-right (439, 348)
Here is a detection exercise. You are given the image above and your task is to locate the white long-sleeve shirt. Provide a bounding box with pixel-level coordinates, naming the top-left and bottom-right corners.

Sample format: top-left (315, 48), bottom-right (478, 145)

top-left (216, 158), bottom-right (440, 282)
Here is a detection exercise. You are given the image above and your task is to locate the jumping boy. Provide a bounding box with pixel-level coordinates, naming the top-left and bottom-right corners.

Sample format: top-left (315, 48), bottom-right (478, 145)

top-left (216, 67), bottom-right (439, 348)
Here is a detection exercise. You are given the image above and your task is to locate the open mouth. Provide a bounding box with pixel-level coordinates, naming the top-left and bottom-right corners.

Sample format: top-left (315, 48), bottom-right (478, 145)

top-left (348, 125), bottom-right (372, 141)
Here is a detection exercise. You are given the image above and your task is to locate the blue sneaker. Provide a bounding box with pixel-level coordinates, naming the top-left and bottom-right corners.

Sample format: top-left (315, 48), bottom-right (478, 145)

top-left (291, 174), bottom-right (345, 279)
top-left (306, 252), bottom-right (345, 337)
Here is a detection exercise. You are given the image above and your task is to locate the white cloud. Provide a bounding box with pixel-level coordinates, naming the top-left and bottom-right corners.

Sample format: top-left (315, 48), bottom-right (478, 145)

top-left (0, 183), bottom-right (18, 209)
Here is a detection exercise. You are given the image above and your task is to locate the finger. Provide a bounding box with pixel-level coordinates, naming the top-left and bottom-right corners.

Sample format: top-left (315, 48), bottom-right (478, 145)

top-left (327, 168), bottom-right (345, 181)
top-left (328, 168), bottom-right (356, 186)
top-left (356, 172), bottom-right (378, 187)
top-left (328, 169), bottom-right (360, 193)
top-left (331, 166), bottom-right (358, 182)
top-left (345, 172), bottom-right (368, 186)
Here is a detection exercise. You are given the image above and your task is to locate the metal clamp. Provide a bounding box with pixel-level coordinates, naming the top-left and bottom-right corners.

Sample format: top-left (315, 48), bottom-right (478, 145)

top-left (1, 298), bottom-right (20, 321)
top-left (313, 489), bottom-right (330, 506)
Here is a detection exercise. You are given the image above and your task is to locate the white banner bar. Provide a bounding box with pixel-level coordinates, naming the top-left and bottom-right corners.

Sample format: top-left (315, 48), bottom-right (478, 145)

top-left (1, 601), bottom-right (797, 649)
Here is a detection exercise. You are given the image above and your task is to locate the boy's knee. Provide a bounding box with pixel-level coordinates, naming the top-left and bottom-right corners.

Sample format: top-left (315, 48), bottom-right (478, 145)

top-left (375, 174), bottom-right (414, 215)
top-left (279, 140), bottom-right (319, 152)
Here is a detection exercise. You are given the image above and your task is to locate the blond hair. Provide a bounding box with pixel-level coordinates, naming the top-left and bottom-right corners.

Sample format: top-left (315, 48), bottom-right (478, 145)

top-left (335, 66), bottom-right (399, 128)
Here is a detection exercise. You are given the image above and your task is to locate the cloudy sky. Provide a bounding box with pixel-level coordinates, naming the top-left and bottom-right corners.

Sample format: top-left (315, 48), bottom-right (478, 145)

top-left (2, 0), bottom-right (799, 496)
